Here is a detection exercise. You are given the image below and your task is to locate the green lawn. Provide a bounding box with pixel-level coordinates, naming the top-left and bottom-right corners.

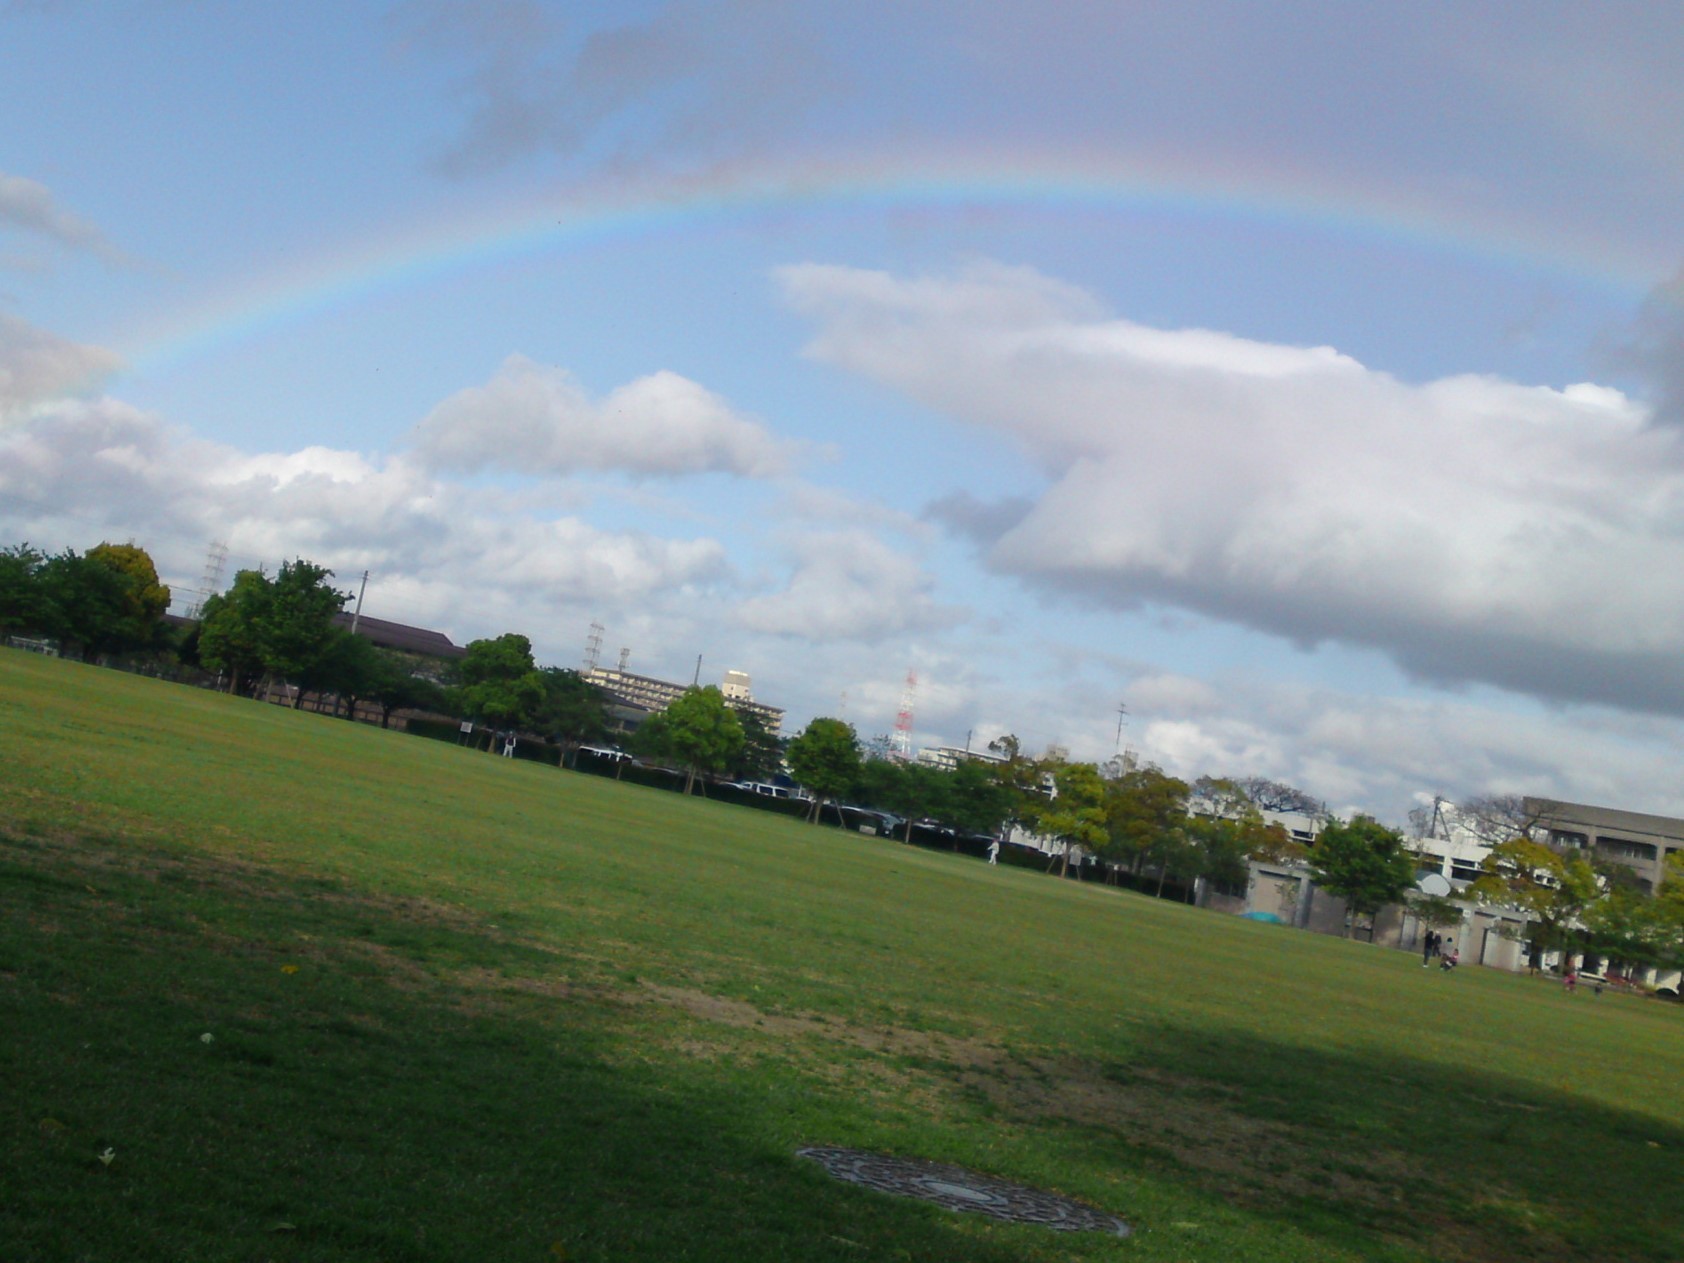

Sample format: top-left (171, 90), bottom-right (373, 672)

top-left (3, 651), bottom-right (1681, 1262)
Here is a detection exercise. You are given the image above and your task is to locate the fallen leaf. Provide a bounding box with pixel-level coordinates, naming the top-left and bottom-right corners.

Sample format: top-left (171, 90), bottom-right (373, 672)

top-left (38, 1118), bottom-right (66, 1137)
top-left (267, 1222), bottom-right (297, 1233)
top-left (96, 1148), bottom-right (116, 1166)
top-left (200, 1033), bottom-right (214, 1044)
top-left (280, 965), bottom-right (300, 975)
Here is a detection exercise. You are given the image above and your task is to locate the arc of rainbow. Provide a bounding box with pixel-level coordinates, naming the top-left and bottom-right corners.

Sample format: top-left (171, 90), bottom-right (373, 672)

top-left (112, 144), bottom-right (1667, 383)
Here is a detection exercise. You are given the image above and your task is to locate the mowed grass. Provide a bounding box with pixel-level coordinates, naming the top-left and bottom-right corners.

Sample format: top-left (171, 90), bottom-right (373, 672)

top-left (3, 653), bottom-right (1682, 1263)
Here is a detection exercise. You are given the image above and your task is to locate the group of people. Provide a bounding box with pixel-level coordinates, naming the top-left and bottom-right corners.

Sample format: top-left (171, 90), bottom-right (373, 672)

top-left (1422, 929), bottom-right (1459, 970)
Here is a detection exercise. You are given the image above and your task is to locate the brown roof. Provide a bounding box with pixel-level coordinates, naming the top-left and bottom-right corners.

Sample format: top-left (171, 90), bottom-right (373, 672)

top-left (333, 613), bottom-right (465, 658)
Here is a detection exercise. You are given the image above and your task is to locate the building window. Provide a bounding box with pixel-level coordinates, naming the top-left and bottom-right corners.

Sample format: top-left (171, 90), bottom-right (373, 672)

top-left (1594, 836), bottom-right (1658, 864)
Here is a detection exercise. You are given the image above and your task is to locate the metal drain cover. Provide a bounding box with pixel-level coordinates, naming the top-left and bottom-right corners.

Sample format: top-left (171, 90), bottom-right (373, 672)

top-left (797, 1147), bottom-right (1130, 1235)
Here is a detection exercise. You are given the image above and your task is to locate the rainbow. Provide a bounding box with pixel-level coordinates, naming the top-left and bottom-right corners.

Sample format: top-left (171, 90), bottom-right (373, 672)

top-left (110, 142), bottom-right (1667, 381)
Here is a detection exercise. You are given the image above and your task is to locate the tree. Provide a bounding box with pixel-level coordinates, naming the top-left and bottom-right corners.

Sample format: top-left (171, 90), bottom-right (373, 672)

top-left (36, 549), bottom-right (135, 661)
top-left (1581, 886), bottom-right (1669, 975)
top-left (1308, 816), bottom-right (1417, 937)
top-left (306, 628), bottom-right (381, 717)
top-left (1457, 794), bottom-right (1560, 847)
top-left (886, 761), bottom-right (953, 843)
top-left (1185, 814), bottom-right (1256, 904)
top-left (1038, 761), bottom-right (1108, 879)
top-left (455, 633), bottom-right (545, 732)
top-left (987, 733), bottom-right (1051, 840)
top-left (534, 667), bottom-right (611, 751)
top-left (730, 708), bottom-right (785, 784)
top-left (260, 559), bottom-right (351, 705)
top-left (364, 650), bottom-right (447, 729)
top-left (944, 755), bottom-right (1016, 839)
top-left (786, 717), bottom-right (862, 824)
top-left (1463, 837), bottom-right (1601, 970)
top-left (86, 542), bottom-right (171, 652)
top-left (1106, 767), bottom-right (1191, 877)
top-left (197, 569), bottom-right (273, 694)
top-left (0, 543), bottom-right (49, 637)
top-left (661, 686), bottom-right (745, 796)
top-left (1232, 776), bottom-right (1325, 817)
top-left (1654, 853), bottom-right (1684, 972)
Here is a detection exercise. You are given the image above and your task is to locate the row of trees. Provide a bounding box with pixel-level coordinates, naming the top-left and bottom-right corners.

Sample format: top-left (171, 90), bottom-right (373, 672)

top-left (29, 542), bottom-right (1675, 967)
top-left (1, 542), bottom-right (173, 660)
top-left (1, 542), bottom-right (622, 742)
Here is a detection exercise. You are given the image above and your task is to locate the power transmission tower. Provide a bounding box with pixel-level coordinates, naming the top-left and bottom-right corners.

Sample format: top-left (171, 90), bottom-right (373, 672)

top-left (185, 541), bottom-right (228, 619)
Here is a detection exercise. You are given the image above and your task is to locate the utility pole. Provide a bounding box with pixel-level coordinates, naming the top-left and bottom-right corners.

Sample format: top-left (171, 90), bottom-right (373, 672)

top-left (1115, 702), bottom-right (1128, 754)
top-left (692, 654), bottom-right (702, 687)
top-left (350, 570), bottom-right (369, 635)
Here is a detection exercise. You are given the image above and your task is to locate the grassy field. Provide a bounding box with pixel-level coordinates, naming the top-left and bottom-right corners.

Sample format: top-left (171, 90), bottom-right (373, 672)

top-left (3, 651), bottom-right (1682, 1263)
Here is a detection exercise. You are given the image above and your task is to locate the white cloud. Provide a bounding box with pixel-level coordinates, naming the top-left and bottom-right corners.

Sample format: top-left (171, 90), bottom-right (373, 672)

top-left (410, 354), bottom-right (796, 478)
top-left (735, 528), bottom-right (963, 642)
top-left (0, 399), bottom-right (732, 638)
top-left (0, 314), bottom-right (121, 425)
top-left (781, 261), bottom-right (1684, 717)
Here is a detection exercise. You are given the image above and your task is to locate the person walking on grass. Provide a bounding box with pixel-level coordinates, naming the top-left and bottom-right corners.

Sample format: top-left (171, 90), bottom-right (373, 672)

top-left (987, 838), bottom-right (1000, 865)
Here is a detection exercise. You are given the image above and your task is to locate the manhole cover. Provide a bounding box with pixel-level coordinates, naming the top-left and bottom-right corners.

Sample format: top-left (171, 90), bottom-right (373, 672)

top-left (797, 1147), bottom-right (1130, 1235)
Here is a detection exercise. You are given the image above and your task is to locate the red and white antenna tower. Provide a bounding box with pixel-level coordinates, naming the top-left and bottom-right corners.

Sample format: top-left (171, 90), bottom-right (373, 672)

top-left (892, 669), bottom-right (917, 760)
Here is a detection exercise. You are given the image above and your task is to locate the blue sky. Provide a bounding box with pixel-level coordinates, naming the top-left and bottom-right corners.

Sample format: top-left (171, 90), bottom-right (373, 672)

top-left (5, 1), bottom-right (1684, 820)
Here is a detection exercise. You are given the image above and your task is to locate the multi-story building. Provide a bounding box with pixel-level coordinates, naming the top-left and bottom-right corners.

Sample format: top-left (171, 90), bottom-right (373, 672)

top-left (1529, 798), bottom-right (1684, 893)
top-left (584, 665), bottom-right (784, 737)
top-left (916, 744), bottom-right (1005, 772)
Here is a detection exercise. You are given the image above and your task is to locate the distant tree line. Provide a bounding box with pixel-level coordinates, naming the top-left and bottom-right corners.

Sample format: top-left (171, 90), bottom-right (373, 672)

top-left (16, 540), bottom-right (1682, 972)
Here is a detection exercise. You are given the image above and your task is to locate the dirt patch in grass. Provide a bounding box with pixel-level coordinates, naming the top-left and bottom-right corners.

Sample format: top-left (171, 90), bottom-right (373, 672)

top-left (643, 984), bottom-right (1453, 1221)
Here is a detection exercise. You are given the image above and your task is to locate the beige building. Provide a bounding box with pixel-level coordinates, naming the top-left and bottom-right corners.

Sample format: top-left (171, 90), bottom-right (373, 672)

top-left (584, 665), bottom-right (784, 736)
top-left (1530, 798), bottom-right (1684, 894)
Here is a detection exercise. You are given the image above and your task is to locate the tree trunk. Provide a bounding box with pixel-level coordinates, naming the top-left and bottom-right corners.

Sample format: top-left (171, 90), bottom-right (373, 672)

top-left (1155, 865), bottom-right (1167, 898)
top-left (684, 766), bottom-right (696, 796)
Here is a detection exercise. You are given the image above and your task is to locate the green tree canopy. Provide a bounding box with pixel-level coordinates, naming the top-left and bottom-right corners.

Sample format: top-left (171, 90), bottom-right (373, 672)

top-left (786, 717), bottom-right (862, 823)
top-left (1309, 816), bottom-right (1417, 937)
top-left (0, 543), bottom-right (49, 637)
top-left (535, 667), bottom-right (611, 749)
top-left (261, 559), bottom-right (351, 703)
top-left (1464, 837), bottom-right (1602, 969)
top-left (661, 685), bottom-right (745, 796)
top-left (1105, 766), bottom-right (1191, 875)
top-left (455, 633), bottom-right (545, 730)
top-left (944, 756), bottom-right (1016, 839)
top-left (36, 547), bottom-right (154, 661)
top-left (730, 709), bottom-right (786, 784)
top-left (197, 569), bottom-right (273, 693)
top-left (87, 541), bottom-right (171, 627)
top-left (1039, 760), bottom-right (1108, 878)
top-left (987, 733), bottom-right (1052, 838)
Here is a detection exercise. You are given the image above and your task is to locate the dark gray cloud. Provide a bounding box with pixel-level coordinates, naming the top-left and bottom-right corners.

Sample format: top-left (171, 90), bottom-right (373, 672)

top-left (923, 490), bottom-right (1034, 547)
top-left (399, 0), bottom-right (836, 177)
top-left (1603, 269), bottom-right (1684, 429)
top-left (0, 171), bottom-right (127, 265)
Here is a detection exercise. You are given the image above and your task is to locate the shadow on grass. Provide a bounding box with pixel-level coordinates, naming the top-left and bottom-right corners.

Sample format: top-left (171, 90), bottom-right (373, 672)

top-left (0, 829), bottom-right (1120, 1263)
top-left (1025, 1016), bottom-right (1684, 1263)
